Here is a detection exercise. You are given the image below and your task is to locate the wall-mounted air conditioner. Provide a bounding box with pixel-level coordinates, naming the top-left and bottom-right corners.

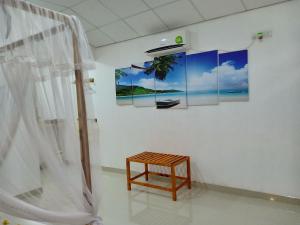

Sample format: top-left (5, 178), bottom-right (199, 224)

top-left (145, 30), bottom-right (190, 57)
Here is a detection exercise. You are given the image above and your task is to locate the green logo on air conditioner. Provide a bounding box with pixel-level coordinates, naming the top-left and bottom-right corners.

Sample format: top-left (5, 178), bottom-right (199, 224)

top-left (175, 35), bottom-right (183, 44)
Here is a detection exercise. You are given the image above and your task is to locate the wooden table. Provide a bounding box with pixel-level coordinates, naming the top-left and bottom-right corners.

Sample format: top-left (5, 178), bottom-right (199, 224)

top-left (126, 151), bottom-right (191, 201)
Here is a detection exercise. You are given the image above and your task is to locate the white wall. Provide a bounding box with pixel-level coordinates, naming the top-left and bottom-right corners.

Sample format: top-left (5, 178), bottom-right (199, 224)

top-left (92, 1), bottom-right (300, 198)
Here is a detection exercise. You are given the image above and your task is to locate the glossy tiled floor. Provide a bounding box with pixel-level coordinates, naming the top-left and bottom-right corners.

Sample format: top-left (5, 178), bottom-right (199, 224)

top-left (1, 169), bottom-right (300, 225)
top-left (99, 170), bottom-right (300, 225)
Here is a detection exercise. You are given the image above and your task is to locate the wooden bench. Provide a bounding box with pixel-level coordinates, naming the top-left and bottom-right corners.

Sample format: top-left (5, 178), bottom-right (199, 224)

top-left (126, 151), bottom-right (191, 201)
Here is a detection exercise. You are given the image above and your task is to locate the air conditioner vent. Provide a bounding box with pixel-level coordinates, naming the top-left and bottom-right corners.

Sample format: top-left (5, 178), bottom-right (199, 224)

top-left (145, 30), bottom-right (190, 57)
top-left (145, 44), bottom-right (184, 54)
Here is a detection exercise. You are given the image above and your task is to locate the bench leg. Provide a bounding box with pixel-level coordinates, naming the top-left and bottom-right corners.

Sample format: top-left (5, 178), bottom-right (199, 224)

top-left (187, 157), bottom-right (191, 189)
top-left (145, 163), bottom-right (149, 181)
top-left (126, 159), bottom-right (131, 191)
top-left (171, 165), bottom-right (177, 201)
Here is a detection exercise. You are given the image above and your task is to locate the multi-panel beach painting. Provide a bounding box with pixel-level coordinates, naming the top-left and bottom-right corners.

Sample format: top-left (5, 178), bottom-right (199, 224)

top-left (131, 61), bottom-right (156, 107)
top-left (219, 50), bottom-right (249, 101)
top-left (115, 49), bottom-right (248, 109)
top-left (115, 67), bottom-right (133, 105)
top-left (187, 50), bottom-right (219, 105)
top-left (154, 52), bottom-right (187, 109)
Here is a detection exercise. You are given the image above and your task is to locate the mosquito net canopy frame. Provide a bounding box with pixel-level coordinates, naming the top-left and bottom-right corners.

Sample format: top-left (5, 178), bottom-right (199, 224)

top-left (0, 0), bottom-right (101, 224)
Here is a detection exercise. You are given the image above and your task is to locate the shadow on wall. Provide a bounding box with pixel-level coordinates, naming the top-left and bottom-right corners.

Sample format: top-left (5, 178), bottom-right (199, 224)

top-left (191, 162), bottom-right (206, 184)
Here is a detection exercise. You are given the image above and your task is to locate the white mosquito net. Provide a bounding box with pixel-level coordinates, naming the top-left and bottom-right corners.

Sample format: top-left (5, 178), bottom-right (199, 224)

top-left (0, 0), bottom-right (101, 225)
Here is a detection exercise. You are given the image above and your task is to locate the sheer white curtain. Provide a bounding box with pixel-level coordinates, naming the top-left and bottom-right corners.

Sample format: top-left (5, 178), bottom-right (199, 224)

top-left (0, 0), bottom-right (101, 225)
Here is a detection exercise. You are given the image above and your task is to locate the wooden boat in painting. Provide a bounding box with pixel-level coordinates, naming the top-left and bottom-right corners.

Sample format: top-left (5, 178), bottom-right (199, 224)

top-left (156, 99), bottom-right (180, 109)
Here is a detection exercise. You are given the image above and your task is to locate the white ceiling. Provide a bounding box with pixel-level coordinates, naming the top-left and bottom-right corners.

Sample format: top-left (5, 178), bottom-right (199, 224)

top-left (26, 0), bottom-right (288, 48)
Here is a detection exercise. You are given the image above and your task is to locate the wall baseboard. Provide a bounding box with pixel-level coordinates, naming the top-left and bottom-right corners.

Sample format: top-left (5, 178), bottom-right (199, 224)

top-left (102, 166), bottom-right (300, 205)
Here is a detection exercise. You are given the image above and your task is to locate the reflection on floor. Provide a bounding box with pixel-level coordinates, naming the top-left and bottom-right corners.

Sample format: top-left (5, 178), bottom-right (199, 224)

top-left (99, 170), bottom-right (300, 225)
top-left (1, 168), bottom-right (300, 225)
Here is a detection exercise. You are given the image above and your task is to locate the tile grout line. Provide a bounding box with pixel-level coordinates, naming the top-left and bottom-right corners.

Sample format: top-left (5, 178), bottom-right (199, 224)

top-left (75, 0), bottom-right (187, 31)
top-left (94, 0), bottom-right (290, 48)
top-left (41, 0), bottom-right (88, 9)
top-left (38, 1), bottom-right (290, 52)
top-left (101, 166), bottom-right (300, 205)
top-left (95, 0), bottom-right (139, 41)
top-left (140, 0), bottom-right (171, 30)
top-left (62, 8), bottom-right (98, 32)
top-left (84, 0), bottom-right (119, 43)
top-left (188, 0), bottom-right (206, 20)
top-left (239, 0), bottom-right (248, 10)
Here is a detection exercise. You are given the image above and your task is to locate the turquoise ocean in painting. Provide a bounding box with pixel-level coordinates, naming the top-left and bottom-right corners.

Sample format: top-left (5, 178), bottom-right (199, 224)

top-left (186, 50), bottom-right (219, 106)
top-left (154, 52), bottom-right (187, 109)
top-left (219, 50), bottom-right (249, 102)
top-left (115, 49), bottom-right (249, 107)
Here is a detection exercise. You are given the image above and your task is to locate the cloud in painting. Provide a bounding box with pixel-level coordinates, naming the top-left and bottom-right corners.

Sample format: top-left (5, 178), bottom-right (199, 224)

top-left (120, 67), bottom-right (142, 76)
top-left (130, 67), bottom-right (142, 75)
top-left (117, 70), bottom-right (132, 86)
top-left (155, 80), bottom-right (181, 90)
top-left (219, 61), bottom-right (248, 90)
top-left (137, 78), bottom-right (155, 90)
top-left (188, 69), bottom-right (218, 91)
top-left (137, 78), bottom-right (182, 91)
top-left (130, 61), bottom-right (153, 76)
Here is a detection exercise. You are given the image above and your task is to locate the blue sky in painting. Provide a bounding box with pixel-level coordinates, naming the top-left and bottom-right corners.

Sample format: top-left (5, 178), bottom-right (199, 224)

top-left (131, 61), bottom-right (155, 91)
top-left (128, 53), bottom-right (187, 91)
top-left (219, 50), bottom-right (248, 91)
top-left (187, 50), bottom-right (218, 92)
top-left (155, 52), bottom-right (187, 91)
top-left (116, 67), bottom-right (132, 86)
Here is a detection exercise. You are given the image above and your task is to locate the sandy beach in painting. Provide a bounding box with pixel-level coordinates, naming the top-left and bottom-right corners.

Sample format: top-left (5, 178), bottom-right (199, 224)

top-left (132, 92), bottom-right (188, 109)
top-left (116, 96), bottom-right (132, 105)
top-left (155, 92), bottom-right (187, 109)
top-left (133, 94), bottom-right (156, 107)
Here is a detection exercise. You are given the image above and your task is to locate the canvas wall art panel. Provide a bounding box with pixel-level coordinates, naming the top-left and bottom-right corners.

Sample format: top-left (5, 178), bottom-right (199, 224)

top-left (218, 50), bottom-right (249, 101)
top-left (154, 52), bottom-right (187, 109)
top-left (187, 50), bottom-right (219, 106)
top-left (131, 61), bottom-right (156, 107)
top-left (115, 67), bottom-right (133, 105)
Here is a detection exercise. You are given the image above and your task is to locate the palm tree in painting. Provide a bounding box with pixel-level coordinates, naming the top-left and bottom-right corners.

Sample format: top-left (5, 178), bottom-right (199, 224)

top-left (115, 69), bottom-right (127, 85)
top-left (132, 54), bottom-right (178, 80)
